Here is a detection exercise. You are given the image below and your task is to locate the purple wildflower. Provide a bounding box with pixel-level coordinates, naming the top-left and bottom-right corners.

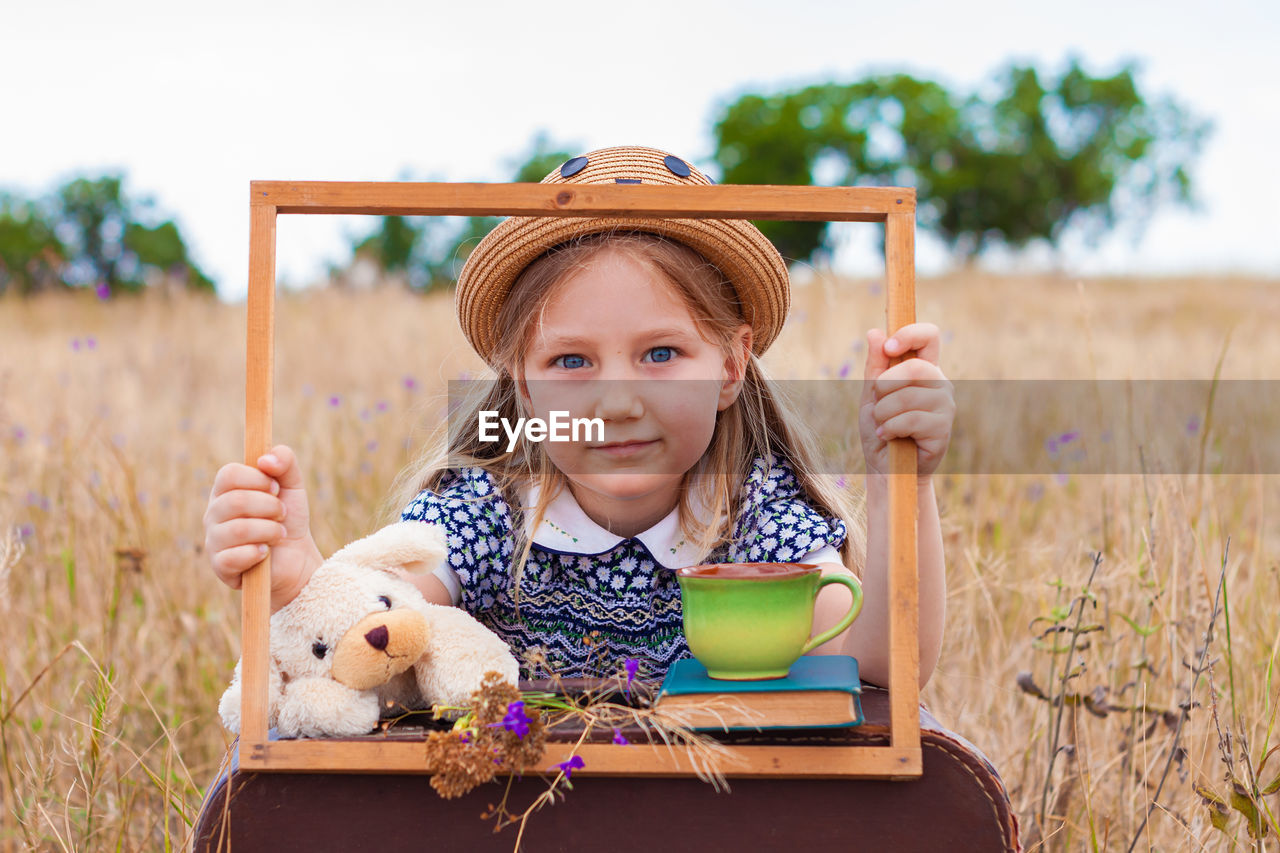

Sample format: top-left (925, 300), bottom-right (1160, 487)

top-left (1058, 430), bottom-right (1079, 444)
top-left (835, 476), bottom-right (847, 489)
top-left (376, 400), bottom-right (389, 413)
top-left (555, 755), bottom-right (585, 779)
top-left (18, 524), bottom-right (34, 539)
top-left (86, 336), bottom-right (97, 350)
top-left (838, 361), bottom-right (852, 379)
top-left (1186, 415), bottom-right (1200, 435)
top-left (95, 281), bottom-right (110, 300)
top-left (624, 658), bottom-right (639, 700)
top-left (402, 375), bottom-right (417, 391)
top-left (365, 440), bottom-right (378, 453)
top-left (1046, 437), bottom-right (1059, 454)
top-left (492, 700), bottom-right (532, 740)
top-left (612, 728), bottom-right (629, 746)
top-left (328, 395), bottom-right (341, 407)
top-left (12, 426), bottom-right (25, 442)
top-left (71, 338), bottom-right (81, 351)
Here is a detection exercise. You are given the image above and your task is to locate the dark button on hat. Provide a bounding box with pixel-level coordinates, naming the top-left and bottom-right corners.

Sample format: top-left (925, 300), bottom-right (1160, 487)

top-left (663, 155), bottom-right (692, 177)
top-left (614, 178), bottom-right (641, 184)
top-left (560, 156), bottom-right (589, 178)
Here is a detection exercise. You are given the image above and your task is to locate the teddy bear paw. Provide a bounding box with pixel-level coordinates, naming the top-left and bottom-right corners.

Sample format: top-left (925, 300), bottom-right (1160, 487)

top-left (277, 677), bottom-right (381, 738)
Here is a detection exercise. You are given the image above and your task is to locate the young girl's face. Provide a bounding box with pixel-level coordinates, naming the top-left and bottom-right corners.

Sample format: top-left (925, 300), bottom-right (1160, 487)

top-left (516, 248), bottom-right (749, 533)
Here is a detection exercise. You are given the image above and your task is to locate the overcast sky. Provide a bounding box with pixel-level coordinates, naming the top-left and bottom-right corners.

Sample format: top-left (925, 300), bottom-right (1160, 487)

top-left (3, 0), bottom-right (1277, 299)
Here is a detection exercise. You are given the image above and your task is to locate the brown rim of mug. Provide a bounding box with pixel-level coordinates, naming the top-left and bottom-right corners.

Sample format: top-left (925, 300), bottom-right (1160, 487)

top-left (675, 562), bottom-right (821, 580)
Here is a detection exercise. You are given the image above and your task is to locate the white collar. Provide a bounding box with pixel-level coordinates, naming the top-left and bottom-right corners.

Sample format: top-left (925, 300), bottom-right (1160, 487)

top-left (518, 480), bottom-right (722, 570)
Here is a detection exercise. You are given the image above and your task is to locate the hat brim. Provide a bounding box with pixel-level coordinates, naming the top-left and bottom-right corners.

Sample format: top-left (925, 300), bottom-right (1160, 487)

top-left (458, 214), bottom-right (789, 364)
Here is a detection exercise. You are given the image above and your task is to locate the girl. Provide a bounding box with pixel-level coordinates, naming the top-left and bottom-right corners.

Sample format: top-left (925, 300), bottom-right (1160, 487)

top-left (203, 146), bottom-right (954, 688)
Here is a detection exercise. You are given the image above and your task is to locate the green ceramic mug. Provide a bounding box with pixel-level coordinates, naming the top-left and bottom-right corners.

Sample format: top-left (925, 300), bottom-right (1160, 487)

top-left (676, 562), bottom-right (864, 680)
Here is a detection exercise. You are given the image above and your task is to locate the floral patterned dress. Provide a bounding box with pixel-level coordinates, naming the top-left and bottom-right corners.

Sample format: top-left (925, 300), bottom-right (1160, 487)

top-left (400, 454), bottom-right (847, 680)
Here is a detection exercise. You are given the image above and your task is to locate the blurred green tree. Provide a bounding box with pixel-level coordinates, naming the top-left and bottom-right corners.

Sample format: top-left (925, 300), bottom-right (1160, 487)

top-left (0, 194), bottom-right (66, 295)
top-left (0, 175), bottom-right (214, 296)
top-left (711, 58), bottom-right (1210, 265)
top-left (347, 133), bottom-right (578, 291)
top-left (124, 219), bottom-right (215, 292)
top-left (56, 175), bottom-right (215, 294)
top-left (353, 214), bottom-right (420, 277)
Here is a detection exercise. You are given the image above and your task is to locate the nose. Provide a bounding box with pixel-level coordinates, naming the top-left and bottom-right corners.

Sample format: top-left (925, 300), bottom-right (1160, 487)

top-left (364, 625), bottom-right (389, 651)
top-left (591, 377), bottom-right (644, 422)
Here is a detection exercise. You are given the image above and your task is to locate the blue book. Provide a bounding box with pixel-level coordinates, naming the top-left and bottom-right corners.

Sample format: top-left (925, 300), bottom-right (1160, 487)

top-left (653, 656), bottom-right (863, 731)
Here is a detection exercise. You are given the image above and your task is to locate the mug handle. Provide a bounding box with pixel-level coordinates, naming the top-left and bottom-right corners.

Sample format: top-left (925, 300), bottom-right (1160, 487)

top-left (800, 574), bottom-right (864, 654)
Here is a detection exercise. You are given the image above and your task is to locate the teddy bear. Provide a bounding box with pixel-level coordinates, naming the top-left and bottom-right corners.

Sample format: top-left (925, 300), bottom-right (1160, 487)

top-left (219, 521), bottom-right (519, 738)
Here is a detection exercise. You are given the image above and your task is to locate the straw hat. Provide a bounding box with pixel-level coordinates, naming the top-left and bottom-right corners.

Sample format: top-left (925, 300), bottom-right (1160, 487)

top-left (455, 145), bottom-right (790, 364)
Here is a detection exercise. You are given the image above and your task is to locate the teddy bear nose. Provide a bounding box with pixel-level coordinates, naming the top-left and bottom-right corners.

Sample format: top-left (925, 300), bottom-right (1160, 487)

top-left (364, 625), bottom-right (390, 651)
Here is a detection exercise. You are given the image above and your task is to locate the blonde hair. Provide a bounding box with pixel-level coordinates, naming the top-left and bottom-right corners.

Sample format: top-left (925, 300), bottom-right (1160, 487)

top-left (384, 231), bottom-right (866, 585)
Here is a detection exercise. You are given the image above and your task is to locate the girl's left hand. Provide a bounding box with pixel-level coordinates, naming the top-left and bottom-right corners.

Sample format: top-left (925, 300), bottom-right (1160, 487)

top-left (859, 323), bottom-right (955, 480)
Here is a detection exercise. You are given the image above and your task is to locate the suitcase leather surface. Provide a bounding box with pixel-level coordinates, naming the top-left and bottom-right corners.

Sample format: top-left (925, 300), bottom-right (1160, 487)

top-left (193, 686), bottom-right (1020, 852)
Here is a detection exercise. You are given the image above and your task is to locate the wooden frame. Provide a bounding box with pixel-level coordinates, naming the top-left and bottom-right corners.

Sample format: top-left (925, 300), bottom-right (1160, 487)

top-left (241, 180), bottom-right (921, 779)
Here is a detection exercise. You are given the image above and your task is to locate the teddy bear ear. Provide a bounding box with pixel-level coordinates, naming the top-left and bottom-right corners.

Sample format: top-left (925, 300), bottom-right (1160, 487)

top-left (329, 521), bottom-right (449, 576)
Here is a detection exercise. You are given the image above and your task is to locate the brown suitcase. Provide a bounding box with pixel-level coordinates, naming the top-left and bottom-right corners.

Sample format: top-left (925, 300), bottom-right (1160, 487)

top-left (193, 686), bottom-right (1019, 852)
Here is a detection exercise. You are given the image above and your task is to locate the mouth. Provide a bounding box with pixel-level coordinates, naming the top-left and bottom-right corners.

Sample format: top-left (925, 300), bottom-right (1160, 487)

top-left (590, 439), bottom-right (658, 457)
top-left (375, 651), bottom-right (414, 677)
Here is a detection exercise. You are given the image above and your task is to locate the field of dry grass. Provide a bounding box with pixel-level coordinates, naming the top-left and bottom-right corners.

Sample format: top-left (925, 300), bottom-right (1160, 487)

top-left (1, 271), bottom-right (1278, 850)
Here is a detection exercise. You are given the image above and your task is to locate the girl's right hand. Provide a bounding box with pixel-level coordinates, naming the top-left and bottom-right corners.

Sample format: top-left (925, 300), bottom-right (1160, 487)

top-left (203, 444), bottom-right (324, 611)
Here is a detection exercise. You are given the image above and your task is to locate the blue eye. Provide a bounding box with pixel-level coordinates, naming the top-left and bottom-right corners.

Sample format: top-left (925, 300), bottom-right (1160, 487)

top-left (553, 354), bottom-right (588, 369)
top-left (645, 346), bottom-right (676, 363)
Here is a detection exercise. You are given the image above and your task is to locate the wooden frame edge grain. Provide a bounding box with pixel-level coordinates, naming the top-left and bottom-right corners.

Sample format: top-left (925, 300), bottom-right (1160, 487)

top-left (251, 181), bottom-right (915, 220)
top-left (885, 210), bottom-right (921, 755)
top-left (238, 181), bottom-right (923, 779)
top-left (239, 202), bottom-right (276, 752)
top-left (238, 737), bottom-right (922, 779)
